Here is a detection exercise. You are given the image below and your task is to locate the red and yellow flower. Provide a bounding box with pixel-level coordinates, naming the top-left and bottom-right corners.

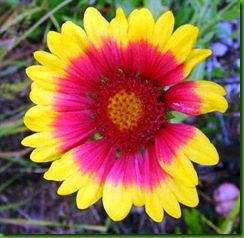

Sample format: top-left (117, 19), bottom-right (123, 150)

top-left (22, 7), bottom-right (228, 222)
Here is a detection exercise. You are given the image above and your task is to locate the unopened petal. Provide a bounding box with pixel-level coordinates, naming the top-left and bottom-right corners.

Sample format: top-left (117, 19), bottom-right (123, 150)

top-left (163, 80), bottom-right (228, 115)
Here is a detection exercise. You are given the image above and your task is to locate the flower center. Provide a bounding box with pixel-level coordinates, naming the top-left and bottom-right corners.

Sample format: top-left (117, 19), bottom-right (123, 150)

top-left (107, 90), bottom-right (143, 131)
top-left (92, 73), bottom-right (166, 152)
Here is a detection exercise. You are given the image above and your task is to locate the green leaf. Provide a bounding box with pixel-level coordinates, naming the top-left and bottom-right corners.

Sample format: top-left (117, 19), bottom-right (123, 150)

top-left (170, 111), bottom-right (188, 123)
top-left (0, 174), bottom-right (22, 193)
top-left (0, 218), bottom-right (108, 232)
top-left (221, 3), bottom-right (240, 21)
top-left (0, 199), bottom-right (30, 211)
top-left (115, 0), bottom-right (141, 16)
top-left (175, 7), bottom-right (193, 27)
top-left (0, 119), bottom-right (25, 138)
top-left (212, 67), bottom-right (229, 78)
top-left (142, 0), bottom-right (164, 18)
top-left (3, 0), bottom-right (20, 7)
top-left (219, 196), bottom-right (240, 234)
top-left (183, 208), bottom-right (205, 234)
top-left (187, 61), bottom-right (206, 80)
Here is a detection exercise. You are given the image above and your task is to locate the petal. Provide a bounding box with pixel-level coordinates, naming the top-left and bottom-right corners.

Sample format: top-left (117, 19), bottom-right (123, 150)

top-left (167, 178), bottom-right (199, 207)
top-left (23, 106), bottom-right (56, 132)
top-left (84, 7), bottom-right (109, 48)
top-left (22, 132), bottom-right (63, 163)
top-left (144, 189), bottom-right (164, 222)
top-left (164, 24), bottom-right (199, 63)
top-left (22, 108), bottom-right (96, 162)
top-left (49, 139), bottom-right (116, 198)
top-left (154, 131), bottom-right (198, 186)
top-left (56, 127), bottom-right (96, 152)
top-left (61, 21), bottom-right (89, 49)
top-left (29, 83), bottom-right (55, 106)
top-left (51, 113), bottom-right (96, 152)
top-left (156, 58), bottom-right (184, 86)
top-left (66, 53), bottom-right (100, 89)
top-left (103, 180), bottom-right (132, 221)
top-left (120, 42), bottom-right (184, 86)
top-left (141, 149), bottom-right (166, 222)
top-left (75, 142), bottom-right (116, 209)
top-left (26, 64), bottom-right (97, 94)
top-left (76, 176), bottom-right (103, 209)
top-left (21, 132), bottom-right (59, 148)
top-left (29, 146), bottom-right (62, 163)
top-left (51, 111), bottom-right (94, 129)
top-left (33, 51), bottom-right (65, 75)
top-left (109, 8), bottom-right (128, 47)
top-left (103, 153), bottom-right (143, 221)
top-left (26, 65), bottom-right (58, 90)
top-left (153, 11), bottom-right (175, 51)
top-left (30, 83), bottom-right (93, 111)
top-left (141, 147), bottom-right (185, 221)
top-left (44, 150), bottom-right (79, 181)
top-left (157, 180), bottom-right (181, 218)
top-left (157, 124), bottom-right (219, 165)
top-left (57, 172), bottom-right (85, 195)
top-left (182, 127), bottom-right (220, 165)
top-left (163, 80), bottom-right (228, 115)
top-left (128, 8), bottom-right (155, 42)
top-left (184, 49), bottom-right (212, 78)
top-left (47, 31), bottom-right (83, 63)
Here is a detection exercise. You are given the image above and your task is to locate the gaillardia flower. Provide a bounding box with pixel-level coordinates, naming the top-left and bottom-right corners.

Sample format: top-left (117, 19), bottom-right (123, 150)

top-left (22, 7), bottom-right (228, 222)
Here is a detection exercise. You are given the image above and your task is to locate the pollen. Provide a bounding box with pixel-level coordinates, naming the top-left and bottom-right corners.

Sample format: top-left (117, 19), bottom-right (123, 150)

top-left (107, 90), bottom-right (143, 131)
top-left (93, 73), bottom-right (166, 152)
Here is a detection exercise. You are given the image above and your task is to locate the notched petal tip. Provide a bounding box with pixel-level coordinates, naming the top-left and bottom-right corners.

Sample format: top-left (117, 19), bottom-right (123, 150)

top-left (21, 137), bottom-right (30, 147)
top-left (127, 7), bottom-right (155, 42)
top-left (84, 6), bottom-right (109, 47)
top-left (25, 65), bottom-right (36, 79)
top-left (164, 80), bottom-right (228, 116)
top-left (43, 169), bottom-right (53, 180)
top-left (206, 48), bottom-right (212, 56)
top-left (189, 128), bottom-right (220, 165)
top-left (195, 81), bottom-right (229, 114)
top-left (47, 31), bottom-right (59, 43)
top-left (84, 6), bottom-right (100, 15)
top-left (196, 80), bottom-right (227, 95)
top-left (61, 20), bottom-right (75, 31)
top-left (184, 48), bottom-right (212, 77)
top-left (21, 135), bottom-right (33, 147)
top-left (33, 50), bottom-right (45, 60)
top-left (115, 7), bottom-right (125, 15)
top-left (29, 147), bottom-right (61, 163)
top-left (103, 182), bottom-right (133, 221)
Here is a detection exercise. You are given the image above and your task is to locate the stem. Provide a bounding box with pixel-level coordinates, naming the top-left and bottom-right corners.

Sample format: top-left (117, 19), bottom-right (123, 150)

top-left (201, 215), bottom-right (223, 234)
top-left (199, 1), bottom-right (239, 37)
top-left (0, 218), bottom-right (107, 232)
top-left (0, 6), bottom-right (43, 34)
top-left (0, 0), bottom-right (73, 61)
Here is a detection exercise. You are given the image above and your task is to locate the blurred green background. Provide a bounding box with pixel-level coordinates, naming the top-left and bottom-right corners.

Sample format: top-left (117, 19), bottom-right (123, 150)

top-left (0, 0), bottom-right (240, 234)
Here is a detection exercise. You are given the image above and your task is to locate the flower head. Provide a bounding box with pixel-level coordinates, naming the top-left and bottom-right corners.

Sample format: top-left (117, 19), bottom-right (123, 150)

top-left (22, 7), bottom-right (228, 222)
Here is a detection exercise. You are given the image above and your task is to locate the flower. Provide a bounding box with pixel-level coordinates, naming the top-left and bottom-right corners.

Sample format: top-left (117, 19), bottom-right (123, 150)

top-left (22, 7), bottom-right (228, 222)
